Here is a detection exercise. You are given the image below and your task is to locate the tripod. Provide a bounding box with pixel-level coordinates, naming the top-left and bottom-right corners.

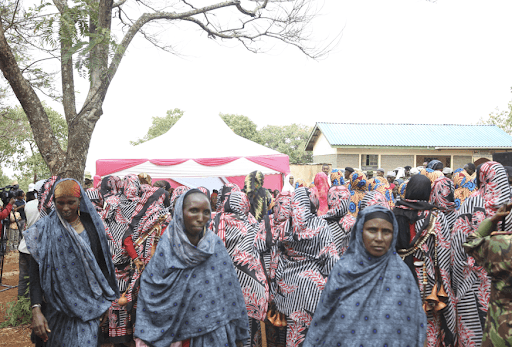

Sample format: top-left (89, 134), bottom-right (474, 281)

top-left (0, 216), bottom-right (19, 292)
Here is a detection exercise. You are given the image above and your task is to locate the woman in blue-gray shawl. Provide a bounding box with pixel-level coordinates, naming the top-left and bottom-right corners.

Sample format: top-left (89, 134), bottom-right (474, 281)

top-left (25, 178), bottom-right (119, 346)
top-left (134, 189), bottom-right (249, 347)
top-left (303, 205), bottom-right (427, 347)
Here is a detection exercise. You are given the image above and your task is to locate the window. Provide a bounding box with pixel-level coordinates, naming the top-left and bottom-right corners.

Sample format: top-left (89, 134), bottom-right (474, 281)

top-left (361, 155), bottom-right (378, 170)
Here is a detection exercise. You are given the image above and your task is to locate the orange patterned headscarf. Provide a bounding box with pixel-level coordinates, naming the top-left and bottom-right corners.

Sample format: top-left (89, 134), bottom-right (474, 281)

top-left (54, 180), bottom-right (81, 198)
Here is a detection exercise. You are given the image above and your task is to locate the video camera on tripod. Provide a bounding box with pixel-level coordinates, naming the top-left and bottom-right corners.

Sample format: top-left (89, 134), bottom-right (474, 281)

top-left (0, 184), bottom-right (19, 256)
top-left (0, 184), bottom-right (20, 291)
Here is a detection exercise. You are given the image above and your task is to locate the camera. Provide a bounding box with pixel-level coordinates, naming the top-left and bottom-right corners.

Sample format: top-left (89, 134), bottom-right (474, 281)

top-left (0, 185), bottom-right (19, 206)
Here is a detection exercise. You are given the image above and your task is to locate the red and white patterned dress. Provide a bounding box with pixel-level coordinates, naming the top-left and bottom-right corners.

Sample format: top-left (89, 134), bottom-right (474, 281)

top-left (274, 187), bottom-right (339, 347)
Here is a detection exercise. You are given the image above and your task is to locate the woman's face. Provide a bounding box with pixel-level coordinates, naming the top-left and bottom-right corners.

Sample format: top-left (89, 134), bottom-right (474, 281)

top-left (289, 176), bottom-right (294, 185)
top-left (362, 218), bottom-right (393, 257)
top-left (55, 196), bottom-right (80, 222)
top-left (183, 193), bottom-right (211, 244)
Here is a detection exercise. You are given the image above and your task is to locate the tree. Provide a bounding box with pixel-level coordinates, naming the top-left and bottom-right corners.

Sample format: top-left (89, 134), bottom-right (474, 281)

top-left (220, 113), bottom-right (261, 144)
top-left (479, 96), bottom-right (512, 134)
top-left (259, 123), bottom-right (313, 163)
top-left (0, 104), bottom-right (68, 182)
top-left (0, 0), bottom-right (329, 180)
top-left (130, 108), bottom-right (184, 146)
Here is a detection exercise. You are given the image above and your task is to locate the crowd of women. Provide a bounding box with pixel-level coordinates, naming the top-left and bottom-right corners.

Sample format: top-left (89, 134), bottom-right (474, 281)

top-left (22, 159), bottom-right (512, 347)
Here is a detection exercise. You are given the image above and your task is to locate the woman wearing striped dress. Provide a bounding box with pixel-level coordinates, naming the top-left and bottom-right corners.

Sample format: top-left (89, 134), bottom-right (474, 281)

top-left (320, 185), bottom-right (356, 256)
top-left (211, 191), bottom-right (269, 347)
top-left (451, 161), bottom-right (511, 346)
top-left (394, 175), bottom-right (456, 347)
top-left (430, 176), bottom-right (457, 230)
top-left (273, 188), bottom-right (338, 347)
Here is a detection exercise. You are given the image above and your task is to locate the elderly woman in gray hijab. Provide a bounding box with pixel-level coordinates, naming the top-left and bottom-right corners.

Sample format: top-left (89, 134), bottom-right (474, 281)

top-left (303, 206), bottom-right (427, 347)
top-left (134, 189), bottom-right (249, 347)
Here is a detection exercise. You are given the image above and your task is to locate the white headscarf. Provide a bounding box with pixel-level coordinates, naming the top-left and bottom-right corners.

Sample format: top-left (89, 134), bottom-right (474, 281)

top-left (282, 174), bottom-right (295, 193)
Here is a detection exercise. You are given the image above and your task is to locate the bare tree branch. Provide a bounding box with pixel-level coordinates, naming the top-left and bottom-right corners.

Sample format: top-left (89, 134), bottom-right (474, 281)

top-left (104, 1), bottom-right (241, 96)
top-left (113, 0), bottom-right (127, 8)
top-left (20, 57), bottom-right (59, 74)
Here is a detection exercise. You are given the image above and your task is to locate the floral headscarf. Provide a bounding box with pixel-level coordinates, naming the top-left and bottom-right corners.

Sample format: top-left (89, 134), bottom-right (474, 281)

top-left (420, 167), bottom-right (444, 186)
top-left (321, 185), bottom-right (351, 220)
top-left (453, 168), bottom-right (478, 210)
top-left (330, 169), bottom-right (345, 186)
top-left (347, 170), bottom-right (368, 217)
top-left (360, 191), bottom-right (390, 212)
top-left (367, 176), bottom-right (395, 207)
top-left (430, 176), bottom-right (456, 212)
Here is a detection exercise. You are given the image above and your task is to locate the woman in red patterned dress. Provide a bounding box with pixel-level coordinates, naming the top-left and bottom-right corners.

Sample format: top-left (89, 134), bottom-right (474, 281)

top-left (211, 191), bottom-right (269, 347)
top-left (273, 187), bottom-right (338, 347)
top-left (451, 161), bottom-right (510, 347)
top-left (394, 174), bottom-right (456, 347)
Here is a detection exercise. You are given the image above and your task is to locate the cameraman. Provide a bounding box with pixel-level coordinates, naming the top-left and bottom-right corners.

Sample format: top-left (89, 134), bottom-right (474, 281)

top-left (0, 196), bottom-right (15, 228)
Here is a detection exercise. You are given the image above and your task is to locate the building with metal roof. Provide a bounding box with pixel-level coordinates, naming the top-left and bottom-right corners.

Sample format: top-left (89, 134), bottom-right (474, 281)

top-left (305, 123), bottom-right (512, 172)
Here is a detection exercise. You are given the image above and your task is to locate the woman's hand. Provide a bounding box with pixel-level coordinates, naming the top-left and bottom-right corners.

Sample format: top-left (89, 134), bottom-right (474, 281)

top-left (31, 306), bottom-right (50, 342)
top-left (490, 202), bottom-right (512, 225)
top-left (134, 258), bottom-right (144, 272)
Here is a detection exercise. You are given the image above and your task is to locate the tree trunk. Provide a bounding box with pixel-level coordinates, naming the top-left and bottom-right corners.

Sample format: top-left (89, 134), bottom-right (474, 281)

top-left (0, 19), bottom-right (66, 175)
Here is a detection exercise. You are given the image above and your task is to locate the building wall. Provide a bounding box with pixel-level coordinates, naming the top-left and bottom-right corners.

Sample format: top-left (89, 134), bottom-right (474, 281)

top-left (290, 163), bottom-right (331, 185)
top-left (312, 154), bottom-right (338, 167)
top-left (381, 155), bottom-right (414, 171)
top-left (310, 133), bottom-right (512, 172)
top-left (312, 133), bottom-right (336, 156)
top-left (453, 155), bottom-right (473, 170)
top-left (331, 148), bottom-right (481, 173)
top-left (335, 154), bottom-right (360, 169)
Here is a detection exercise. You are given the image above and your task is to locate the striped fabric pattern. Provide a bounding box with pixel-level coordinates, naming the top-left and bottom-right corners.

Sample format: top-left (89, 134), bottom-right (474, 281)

top-left (451, 161), bottom-right (512, 347)
top-left (212, 191), bottom-right (269, 322)
top-left (320, 185), bottom-right (355, 256)
top-left (274, 188), bottom-right (339, 347)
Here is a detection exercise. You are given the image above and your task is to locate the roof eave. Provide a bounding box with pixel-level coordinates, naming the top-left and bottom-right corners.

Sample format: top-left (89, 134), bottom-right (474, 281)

top-left (305, 123), bottom-right (321, 151)
top-left (330, 145), bottom-right (512, 150)
top-left (434, 146), bottom-right (512, 150)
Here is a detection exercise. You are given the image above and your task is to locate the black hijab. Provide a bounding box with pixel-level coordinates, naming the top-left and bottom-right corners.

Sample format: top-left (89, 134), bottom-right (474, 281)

top-left (393, 174), bottom-right (435, 282)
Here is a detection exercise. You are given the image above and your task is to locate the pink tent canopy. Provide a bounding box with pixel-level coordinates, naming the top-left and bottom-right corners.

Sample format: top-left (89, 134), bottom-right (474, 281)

top-left (95, 114), bottom-right (290, 191)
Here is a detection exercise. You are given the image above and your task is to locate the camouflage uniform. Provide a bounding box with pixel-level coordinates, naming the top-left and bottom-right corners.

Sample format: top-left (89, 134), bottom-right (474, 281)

top-left (463, 218), bottom-right (512, 347)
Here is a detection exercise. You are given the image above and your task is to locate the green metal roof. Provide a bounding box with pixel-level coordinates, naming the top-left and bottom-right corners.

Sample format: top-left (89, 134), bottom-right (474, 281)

top-left (305, 123), bottom-right (512, 151)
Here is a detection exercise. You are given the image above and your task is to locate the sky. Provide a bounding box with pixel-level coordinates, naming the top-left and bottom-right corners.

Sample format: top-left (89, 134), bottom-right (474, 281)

top-left (7, 0), bottom-right (512, 175)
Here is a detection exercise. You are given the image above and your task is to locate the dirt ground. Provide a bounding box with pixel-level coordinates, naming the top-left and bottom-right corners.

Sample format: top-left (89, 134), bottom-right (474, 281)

top-left (0, 253), bottom-right (117, 347)
top-left (0, 252), bottom-right (32, 346)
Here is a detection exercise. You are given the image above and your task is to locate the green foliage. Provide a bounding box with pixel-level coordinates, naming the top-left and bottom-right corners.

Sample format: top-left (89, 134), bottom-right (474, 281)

top-left (131, 109), bottom-right (313, 164)
top-left (479, 87), bottom-right (512, 134)
top-left (219, 113), bottom-right (261, 144)
top-left (0, 104), bottom-right (67, 183)
top-left (130, 108), bottom-right (184, 146)
top-left (0, 167), bottom-right (11, 188)
top-left (259, 124), bottom-right (313, 164)
top-left (479, 97), bottom-right (512, 134)
top-left (0, 296), bottom-right (32, 328)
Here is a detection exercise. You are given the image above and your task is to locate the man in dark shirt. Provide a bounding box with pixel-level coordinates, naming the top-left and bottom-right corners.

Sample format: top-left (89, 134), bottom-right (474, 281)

top-left (14, 190), bottom-right (26, 231)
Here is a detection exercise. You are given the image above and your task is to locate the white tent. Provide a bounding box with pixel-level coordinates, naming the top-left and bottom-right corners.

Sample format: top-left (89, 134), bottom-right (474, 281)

top-left (95, 113), bottom-right (290, 191)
